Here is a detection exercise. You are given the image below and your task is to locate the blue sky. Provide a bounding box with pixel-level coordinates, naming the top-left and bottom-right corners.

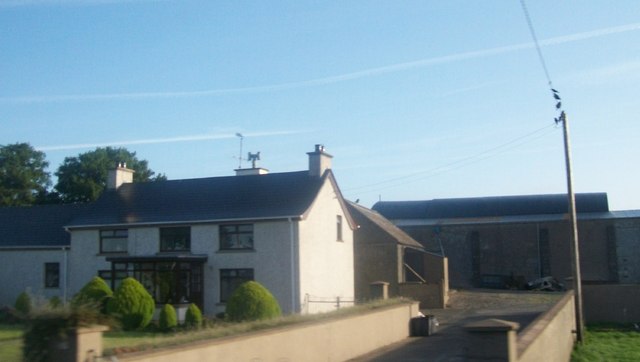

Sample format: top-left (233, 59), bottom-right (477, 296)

top-left (1, 0), bottom-right (639, 210)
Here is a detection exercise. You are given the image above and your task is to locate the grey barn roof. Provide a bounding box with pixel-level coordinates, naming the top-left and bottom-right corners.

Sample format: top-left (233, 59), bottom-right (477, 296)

top-left (372, 193), bottom-right (609, 221)
top-left (67, 170), bottom-right (327, 228)
top-left (0, 204), bottom-right (87, 248)
top-left (346, 201), bottom-right (424, 250)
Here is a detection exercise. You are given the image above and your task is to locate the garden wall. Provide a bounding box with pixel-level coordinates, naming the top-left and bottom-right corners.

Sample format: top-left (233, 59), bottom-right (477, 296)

top-left (465, 291), bottom-right (576, 362)
top-left (517, 291), bottom-right (575, 362)
top-left (119, 302), bottom-right (420, 362)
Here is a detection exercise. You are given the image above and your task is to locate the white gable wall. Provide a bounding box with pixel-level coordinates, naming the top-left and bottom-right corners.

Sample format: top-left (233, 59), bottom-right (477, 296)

top-left (298, 178), bottom-right (354, 313)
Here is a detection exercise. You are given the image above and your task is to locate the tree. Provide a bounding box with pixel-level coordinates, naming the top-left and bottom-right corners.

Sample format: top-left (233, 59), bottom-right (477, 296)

top-left (0, 143), bottom-right (51, 206)
top-left (54, 147), bottom-right (166, 203)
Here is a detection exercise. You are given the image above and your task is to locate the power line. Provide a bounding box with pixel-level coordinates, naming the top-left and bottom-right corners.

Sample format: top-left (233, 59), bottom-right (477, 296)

top-left (520, 0), bottom-right (554, 88)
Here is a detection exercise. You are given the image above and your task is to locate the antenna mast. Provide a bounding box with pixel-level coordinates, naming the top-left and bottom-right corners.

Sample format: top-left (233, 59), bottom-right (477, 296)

top-left (235, 133), bottom-right (244, 169)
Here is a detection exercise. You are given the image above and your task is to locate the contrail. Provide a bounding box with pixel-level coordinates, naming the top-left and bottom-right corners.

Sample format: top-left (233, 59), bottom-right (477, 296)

top-left (3, 22), bottom-right (640, 103)
top-left (0, 0), bottom-right (167, 8)
top-left (36, 129), bottom-right (308, 151)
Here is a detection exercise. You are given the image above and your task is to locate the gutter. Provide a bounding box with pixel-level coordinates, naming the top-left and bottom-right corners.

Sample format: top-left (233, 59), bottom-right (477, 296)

top-left (64, 215), bottom-right (304, 231)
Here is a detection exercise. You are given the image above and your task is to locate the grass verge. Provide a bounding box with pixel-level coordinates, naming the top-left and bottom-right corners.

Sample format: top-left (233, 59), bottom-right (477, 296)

top-left (572, 324), bottom-right (640, 361)
top-left (0, 324), bottom-right (23, 362)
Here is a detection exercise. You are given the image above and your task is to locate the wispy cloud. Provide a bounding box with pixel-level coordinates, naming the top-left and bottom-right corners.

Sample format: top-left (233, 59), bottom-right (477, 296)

top-left (566, 60), bottom-right (640, 86)
top-left (3, 22), bottom-right (640, 104)
top-left (0, 0), bottom-right (166, 8)
top-left (36, 129), bottom-right (309, 151)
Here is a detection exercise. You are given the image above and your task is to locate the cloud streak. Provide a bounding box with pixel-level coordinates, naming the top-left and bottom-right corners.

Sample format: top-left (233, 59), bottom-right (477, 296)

top-left (3, 22), bottom-right (640, 104)
top-left (0, 0), bottom-right (166, 8)
top-left (36, 129), bottom-right (308, 151)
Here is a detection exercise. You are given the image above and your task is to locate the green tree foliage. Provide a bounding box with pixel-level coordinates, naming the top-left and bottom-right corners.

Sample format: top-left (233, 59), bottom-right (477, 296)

top-left (54, 147), bottom-right (166, 203)
top-left (226, 281), bottom-right (282, 322)
top-left (184, 303), bottom-right (203, 328)
top-left (107, 277), bottom-right (155, 330)
top-left (72, 276), bottom-right (113, 312)
top-left (0, 143), bottom-right (51, 206)
top-left (158, 304), bottom-right (177, 332)
top-left (15, 291), bottom-right (32, 316)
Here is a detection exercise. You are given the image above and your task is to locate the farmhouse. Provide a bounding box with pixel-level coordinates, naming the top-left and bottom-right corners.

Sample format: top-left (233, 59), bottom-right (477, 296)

top-left (0, 145), bottom-right (356, 315)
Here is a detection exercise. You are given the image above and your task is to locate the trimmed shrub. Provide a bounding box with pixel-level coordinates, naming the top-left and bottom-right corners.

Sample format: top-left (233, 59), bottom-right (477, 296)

top-left (107, 277), bottom-right (154, 330)
top-left (226, 281), bottom-right (282, 322)
top-left (184, 303), bottom-right (203, 328)
top-left (72, 276), bottom-right (113, 312)
top-left (15, 291), bottom-right (32, 316)
top-left (159, 304), bottom-right (177, 332)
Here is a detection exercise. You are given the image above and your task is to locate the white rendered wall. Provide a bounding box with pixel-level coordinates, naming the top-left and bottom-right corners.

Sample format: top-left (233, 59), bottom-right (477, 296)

top-left (298, 179), bottom-right (355, 313)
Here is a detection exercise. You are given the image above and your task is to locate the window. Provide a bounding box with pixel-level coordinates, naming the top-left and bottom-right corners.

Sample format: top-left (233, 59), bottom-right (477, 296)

top-left (160, 227), bottom-right (191, 252)
top-left (336, 215), bottom-right (343, 241)
top-left (220, 269), bottom-right (254, 303)
top-left (219, 224), bottom-right (254, 250)
top-left (100, 229), bottom-right (128, 253)
top-left (45, 263), bottom-right (60, 288)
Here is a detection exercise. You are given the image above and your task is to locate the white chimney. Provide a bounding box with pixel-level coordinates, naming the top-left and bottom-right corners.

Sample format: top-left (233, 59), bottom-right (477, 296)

top-left (107, 162), bottom-right (135, 189)
top-left (307, 144), bottom-right (333, 177)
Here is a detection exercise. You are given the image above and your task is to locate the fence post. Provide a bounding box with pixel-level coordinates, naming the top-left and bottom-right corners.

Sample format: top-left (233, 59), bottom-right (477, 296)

top-left (336, 296), bottom-right (341, 309)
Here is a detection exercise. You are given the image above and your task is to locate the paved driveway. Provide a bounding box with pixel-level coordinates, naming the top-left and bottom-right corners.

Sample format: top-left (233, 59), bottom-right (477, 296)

top-left (350, 289), bottom-right (564, 362)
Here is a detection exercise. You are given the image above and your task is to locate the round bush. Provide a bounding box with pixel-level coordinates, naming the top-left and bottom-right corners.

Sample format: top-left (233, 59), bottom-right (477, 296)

top-left (184, 303), bottom-right (202, 328)
top-left (72, 276), bottom-right (113, 311)
top-left (107, 277), bottom-right (155, 330)
top-left (226, 281), bottom-right (282, 322)
top-left (159, 304), bottom-right (177, 332)
top-left (15, 291), bottom-right (32, 316)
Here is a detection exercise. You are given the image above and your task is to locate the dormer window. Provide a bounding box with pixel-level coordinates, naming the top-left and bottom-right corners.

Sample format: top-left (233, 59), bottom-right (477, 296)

top-left (160, 227), bottom-right (191, 252)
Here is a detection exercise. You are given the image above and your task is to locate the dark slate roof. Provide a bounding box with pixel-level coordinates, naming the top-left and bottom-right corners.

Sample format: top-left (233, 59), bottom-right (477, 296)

top-left (372, 193), bottom-right (609, 220)
top-left (346, 201), bottom-right (424, 250)
top-left (0, 203), bottom-right (87, 248)
top-left (67, 171), bottom-right (326, 228)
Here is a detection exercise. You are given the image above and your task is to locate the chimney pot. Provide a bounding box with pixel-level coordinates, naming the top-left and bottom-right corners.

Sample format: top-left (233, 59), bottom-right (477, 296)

top-left (107, 163), bottom-right (134, 190)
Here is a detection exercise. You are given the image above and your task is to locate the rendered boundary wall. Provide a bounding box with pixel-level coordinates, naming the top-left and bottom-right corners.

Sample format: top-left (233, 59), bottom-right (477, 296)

top-left (517, 291), bottom-right (575, 362)
top-left (466, 291), bottom-right (575, 362)
top-left (583, 284), bottom-right (640, 323)
top-left (120, 302), bottom-right (420, 362)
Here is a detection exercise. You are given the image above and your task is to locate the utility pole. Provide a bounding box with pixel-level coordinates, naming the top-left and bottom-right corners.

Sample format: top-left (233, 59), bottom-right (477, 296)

top-left (560, 111), bottom-right (585, 343)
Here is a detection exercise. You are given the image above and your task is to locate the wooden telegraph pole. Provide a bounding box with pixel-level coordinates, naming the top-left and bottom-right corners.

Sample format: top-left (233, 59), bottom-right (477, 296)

top-left (559, 110), bottom-right (585, 343)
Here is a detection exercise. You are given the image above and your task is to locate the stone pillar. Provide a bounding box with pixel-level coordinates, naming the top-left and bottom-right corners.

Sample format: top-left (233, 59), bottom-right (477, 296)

top-left (48, 325), bottom-right (109, 362)
top-left (465, 319), bottom-right (519, 362)
top-left (369, 281), bottom-right (390, 300)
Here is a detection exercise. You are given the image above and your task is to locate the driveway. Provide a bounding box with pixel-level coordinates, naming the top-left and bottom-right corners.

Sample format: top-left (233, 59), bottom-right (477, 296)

top-left (350, 289), bottom-right (564, 362)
